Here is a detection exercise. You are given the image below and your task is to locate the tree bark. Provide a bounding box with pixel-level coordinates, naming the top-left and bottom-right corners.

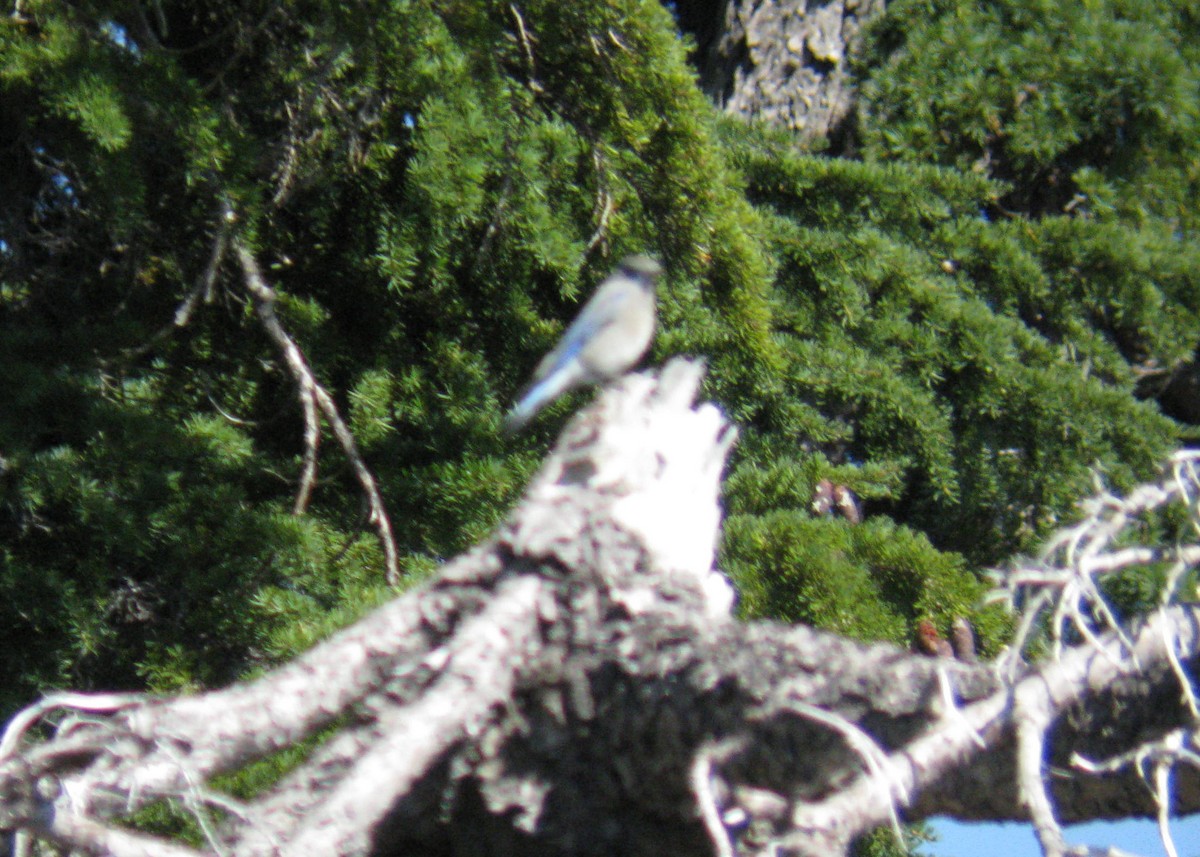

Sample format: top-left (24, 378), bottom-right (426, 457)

top-left (0, 359), bottom-right (1198, 857)
top-left (680, 0), bottom-right (886, 146)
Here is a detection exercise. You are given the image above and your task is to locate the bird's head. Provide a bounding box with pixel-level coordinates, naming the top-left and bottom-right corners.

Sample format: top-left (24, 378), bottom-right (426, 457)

top-left (619, 254), bottom-right (664, 288)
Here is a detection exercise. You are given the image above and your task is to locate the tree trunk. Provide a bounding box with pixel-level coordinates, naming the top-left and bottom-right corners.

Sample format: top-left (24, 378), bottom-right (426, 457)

top-left (680, 0), bottom-right (886, 146)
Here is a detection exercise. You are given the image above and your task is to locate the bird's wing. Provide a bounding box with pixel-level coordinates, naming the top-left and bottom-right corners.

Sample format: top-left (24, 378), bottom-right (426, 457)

top-left (531, 284), bottom-right (631, 381)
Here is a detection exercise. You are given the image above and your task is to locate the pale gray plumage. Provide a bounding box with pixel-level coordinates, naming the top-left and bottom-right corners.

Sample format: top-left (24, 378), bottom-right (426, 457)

top-left (504, 255), bottom-right (662, 432)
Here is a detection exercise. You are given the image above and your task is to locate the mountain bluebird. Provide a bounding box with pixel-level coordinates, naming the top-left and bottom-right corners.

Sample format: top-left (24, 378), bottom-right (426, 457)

top-left (504, 255), bottom-right (662, 433)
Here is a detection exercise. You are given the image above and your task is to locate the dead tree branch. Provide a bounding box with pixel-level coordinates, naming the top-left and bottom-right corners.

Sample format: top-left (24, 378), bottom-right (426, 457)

top-left (234, 240), bottom-right (401, 583)
top-left (118, 206), bottom-right (232, 365)
top-left (0, 360), bottom-right (1198, 857)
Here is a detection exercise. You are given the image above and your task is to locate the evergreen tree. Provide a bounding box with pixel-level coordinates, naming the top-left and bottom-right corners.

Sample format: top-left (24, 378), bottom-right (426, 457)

top-left (0, 0), bottom-right (1193, 738)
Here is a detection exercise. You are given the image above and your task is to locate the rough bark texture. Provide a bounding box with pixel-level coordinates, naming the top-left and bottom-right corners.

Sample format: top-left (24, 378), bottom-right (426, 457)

top-left (680, 0), bottom-right (886, 145)
top-left (0, 359), bottom-right (1198, 857)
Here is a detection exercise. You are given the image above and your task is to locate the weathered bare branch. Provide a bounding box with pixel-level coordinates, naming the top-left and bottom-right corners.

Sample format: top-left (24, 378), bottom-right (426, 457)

top-left (251, 576), bottom-right (545, 857)
top-left (118, 207), bottom-right (232, 365)
top-left (1, 361), bottom-right (1199, 857)
top-left (234, 239), bottom-right (401, 582)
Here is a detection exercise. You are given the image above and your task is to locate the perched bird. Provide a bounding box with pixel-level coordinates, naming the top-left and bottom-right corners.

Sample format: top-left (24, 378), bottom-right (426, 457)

top-left (812, 479), bottom-right (836, 516)
top-left (950, 616), bottom-right (977, 663)
top-left (503, 255), bottom-right (662, 433)
top-left (831, 484), bottom-right (862, 524)
top-left (914, 619), bottom-right (954, 659)
top-left (812, 479), bottom-right (863, 524)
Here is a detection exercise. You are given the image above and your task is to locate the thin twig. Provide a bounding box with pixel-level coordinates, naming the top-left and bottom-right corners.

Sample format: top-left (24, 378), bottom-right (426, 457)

top-left (586, 147), bottom-right (614, 254)
top-left (1014, 687), bottom-right (1065, 857)
top-left (1153, 759), bottom-right (1179, 857)
top-left (1072, 730), bottom-right (1193, 857)
top-left (772, 699), bottom-right (907, 845)
top-left (119, 211), bottom-right (232, 363)
top-left (234, 240), bottom-right (400, 584)
top-left (0, 692), bottom-right (141, 760)
top-left (509, 4), bottom-right (544, 94)
top-left (935, 666), bottom-right (986, 749)
top-left (691, 741), bottom-right (741, 857)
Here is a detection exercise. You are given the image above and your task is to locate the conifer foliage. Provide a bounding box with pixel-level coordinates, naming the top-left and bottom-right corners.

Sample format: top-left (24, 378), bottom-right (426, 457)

top-left (0, 0), bottom-right (1194, 748)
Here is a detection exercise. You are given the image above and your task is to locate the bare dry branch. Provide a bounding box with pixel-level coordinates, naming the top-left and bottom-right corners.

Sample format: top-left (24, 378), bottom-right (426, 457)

top-left (119, 208), bottom-right (232, 364)
top-left (585, 148), bottom-right (614, 254)
top-left (2, 363), bottom-right (1200, 857)
top-left (234, 239), bottom-right (400, 582)
top-left (510, 4), bottom-right (544, 94)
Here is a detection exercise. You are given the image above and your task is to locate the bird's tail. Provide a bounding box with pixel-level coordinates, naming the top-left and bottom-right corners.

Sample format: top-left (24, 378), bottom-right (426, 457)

top-left (502, 372), bottom-right (568, 434)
